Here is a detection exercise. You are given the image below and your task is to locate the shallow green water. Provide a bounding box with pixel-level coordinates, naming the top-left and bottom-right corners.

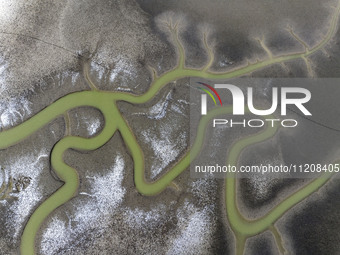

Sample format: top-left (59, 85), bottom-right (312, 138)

top-left (0, 2), bottom-right (339, 254)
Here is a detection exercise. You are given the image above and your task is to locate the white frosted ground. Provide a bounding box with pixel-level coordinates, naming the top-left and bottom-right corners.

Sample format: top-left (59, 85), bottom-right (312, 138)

top-left (0, 1), bottom-right (20, 26)
top-left (141, 126), bottom-right (187, 179)
top-left (1, 150), bottom-right (48, 239)
top-left (167, 200), bottom-right (216, 255)
top-left (40, 154), bottom-right (126, 254)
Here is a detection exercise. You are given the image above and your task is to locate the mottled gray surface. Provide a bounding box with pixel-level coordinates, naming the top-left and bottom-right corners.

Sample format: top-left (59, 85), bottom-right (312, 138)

top-left (0, 0), bottom-right (340, 254)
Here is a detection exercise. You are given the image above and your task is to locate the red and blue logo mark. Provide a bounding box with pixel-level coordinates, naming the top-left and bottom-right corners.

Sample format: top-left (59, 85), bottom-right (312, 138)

top-left (197, 82), bottom-right (223, 106)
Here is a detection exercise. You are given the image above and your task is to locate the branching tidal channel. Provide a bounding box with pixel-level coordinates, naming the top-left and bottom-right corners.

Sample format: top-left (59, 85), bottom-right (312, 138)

top-left (1, 3), bottom-right (340, 254)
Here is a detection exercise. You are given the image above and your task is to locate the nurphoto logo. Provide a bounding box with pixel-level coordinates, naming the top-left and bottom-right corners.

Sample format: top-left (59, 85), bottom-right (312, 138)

top-left (198, 82), bottom-right (312, 128)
